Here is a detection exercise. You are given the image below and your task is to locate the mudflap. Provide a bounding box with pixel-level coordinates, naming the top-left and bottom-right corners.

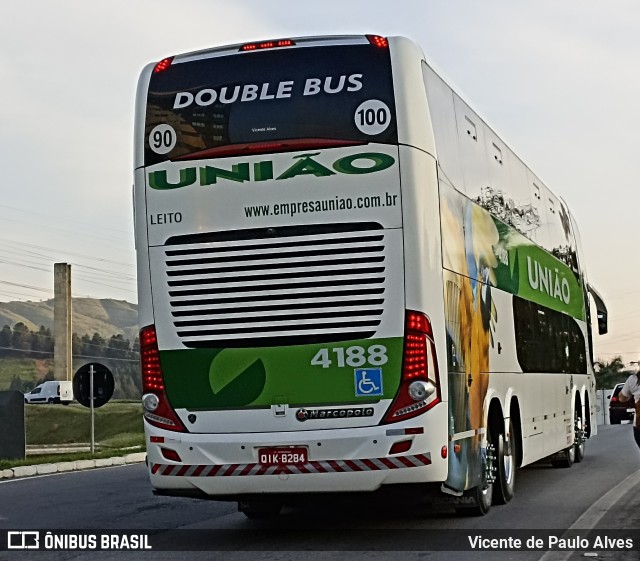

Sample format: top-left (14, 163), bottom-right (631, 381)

top-left (433, 487), bottom-right (478, 509)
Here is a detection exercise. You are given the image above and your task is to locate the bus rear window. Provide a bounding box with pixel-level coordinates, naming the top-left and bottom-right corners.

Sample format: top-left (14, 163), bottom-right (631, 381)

top-left (144, 44), bottom-right (397, 166)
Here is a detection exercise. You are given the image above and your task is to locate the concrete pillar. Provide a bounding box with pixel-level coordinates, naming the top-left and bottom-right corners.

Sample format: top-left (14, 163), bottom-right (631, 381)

top-left (54, 263), bottom-right (72, 381)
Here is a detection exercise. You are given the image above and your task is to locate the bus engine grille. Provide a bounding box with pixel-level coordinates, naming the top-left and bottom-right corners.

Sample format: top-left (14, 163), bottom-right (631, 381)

top-left (162, 223), bottom-right (389, 348)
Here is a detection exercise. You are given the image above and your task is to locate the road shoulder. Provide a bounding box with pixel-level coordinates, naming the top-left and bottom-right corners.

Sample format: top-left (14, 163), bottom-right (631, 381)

top-left (0, 452), bottom-right (146, 480)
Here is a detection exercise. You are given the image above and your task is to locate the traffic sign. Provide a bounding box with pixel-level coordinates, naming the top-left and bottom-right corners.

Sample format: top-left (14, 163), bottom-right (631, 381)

top-left (73, 363), bottom-right (114, 408)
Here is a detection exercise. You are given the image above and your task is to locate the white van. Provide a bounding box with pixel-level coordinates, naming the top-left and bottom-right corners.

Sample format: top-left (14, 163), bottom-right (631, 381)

top-left (24, 381), bottom-right (73, 405)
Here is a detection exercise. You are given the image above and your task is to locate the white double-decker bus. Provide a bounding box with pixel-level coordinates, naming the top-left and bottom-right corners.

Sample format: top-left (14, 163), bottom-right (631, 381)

top-left (133, 35), bottom-right (608, 517)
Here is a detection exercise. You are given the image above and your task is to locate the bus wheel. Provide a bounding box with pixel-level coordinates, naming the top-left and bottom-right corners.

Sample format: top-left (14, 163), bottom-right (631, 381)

top-left (238, 499), bottom-right (283, 520)
top-left (574, 412), bottom-right (586, 463)
top-left (493, 421), bottom-right (516, 504)
top-left (456, 437), bottom-right (496, 516)
top-left (551, 445), bottom-right (575, 468)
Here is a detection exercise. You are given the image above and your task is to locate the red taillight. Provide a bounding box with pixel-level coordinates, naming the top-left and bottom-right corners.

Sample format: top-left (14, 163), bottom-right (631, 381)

top-left (610, 396), bottom-right (618, 403)
top-left (141, 326), bottom-right (163, 391)
top-left (367, 35), bottom-right (389, 48)
top-left (140, 325), bottom-right (186, 432)
top-left (406, 312), bottom-right (433, 337)
top-left (403, 333), bottom-right (428, 379)
top-left (161, 448), bottom-right (182, 463)
top-left (389, 440), bottom-right (412, 455)
top-left (240, 39), bottom-right (296, 52)
top-left (153, 57), bottom-right (173, 73)
top-left (382, 310), bottom-right (441, 424)
top-left (404, 427), bottom-right (424, 435)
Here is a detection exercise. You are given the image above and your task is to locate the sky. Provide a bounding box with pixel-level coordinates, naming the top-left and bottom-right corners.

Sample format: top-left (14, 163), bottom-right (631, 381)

top-left (1, 0), bottom-right (639, 364)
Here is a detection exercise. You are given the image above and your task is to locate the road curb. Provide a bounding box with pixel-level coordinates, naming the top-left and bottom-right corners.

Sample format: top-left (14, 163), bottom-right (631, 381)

top-left (0, 452), bottom-right (146, 481)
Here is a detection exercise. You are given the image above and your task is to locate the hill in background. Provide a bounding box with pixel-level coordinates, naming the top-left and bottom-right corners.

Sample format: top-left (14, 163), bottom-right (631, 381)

top-left (0, 298), bottom-right (138, 342)
top-left (0, 299), bottom-right (140, 397)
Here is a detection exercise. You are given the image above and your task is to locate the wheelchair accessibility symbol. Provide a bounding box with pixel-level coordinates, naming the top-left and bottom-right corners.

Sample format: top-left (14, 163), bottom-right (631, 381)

top-left (354, 368), bottom-right (383, 397)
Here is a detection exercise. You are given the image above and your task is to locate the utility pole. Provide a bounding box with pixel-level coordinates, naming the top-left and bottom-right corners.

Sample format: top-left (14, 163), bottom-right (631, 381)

top-left (54, 263), bottom-right (72, 381)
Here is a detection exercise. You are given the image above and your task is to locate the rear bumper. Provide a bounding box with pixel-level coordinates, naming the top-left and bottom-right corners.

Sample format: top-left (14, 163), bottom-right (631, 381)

top-left (144, 407), bottom-right (449, 497)
top-left (609, 408), bottom-right (635, 421)
top-left (151, 482), bottom-right (445, 504)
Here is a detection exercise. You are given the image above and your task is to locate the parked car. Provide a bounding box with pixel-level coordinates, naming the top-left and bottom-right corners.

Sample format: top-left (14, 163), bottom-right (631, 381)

top-left (24, 381), bottom-right (73, 405)
top-left (609, 383), bottom-right (635, 424)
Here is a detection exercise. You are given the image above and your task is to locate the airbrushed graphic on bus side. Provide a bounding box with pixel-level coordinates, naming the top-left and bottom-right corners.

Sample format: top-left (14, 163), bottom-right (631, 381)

top-left (441, 187), bottom-right (585, 321)
top-left (147, 151), bottom-right (396, 189)
top-left (440, 184), bottom-right (587, 491)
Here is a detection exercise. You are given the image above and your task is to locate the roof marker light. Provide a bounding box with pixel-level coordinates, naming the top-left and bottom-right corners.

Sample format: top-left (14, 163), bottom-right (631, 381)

top-left (240, 39), bottom-right (296, 52)
top-left (153, 57), bottom-right (174, 73)
top-left (367, 35), bottom-right (389, 48)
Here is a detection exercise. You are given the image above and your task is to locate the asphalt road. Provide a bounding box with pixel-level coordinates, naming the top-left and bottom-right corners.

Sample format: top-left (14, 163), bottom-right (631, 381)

top-left (0, 424), bottom-right (638, 561)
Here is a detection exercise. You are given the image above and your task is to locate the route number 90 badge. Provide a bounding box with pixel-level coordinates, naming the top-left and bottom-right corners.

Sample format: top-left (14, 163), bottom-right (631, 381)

top-left (149, 124), bottom-right (177, 154)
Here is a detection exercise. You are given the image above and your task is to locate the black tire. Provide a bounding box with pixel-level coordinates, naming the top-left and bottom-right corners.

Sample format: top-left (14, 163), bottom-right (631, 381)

top-left (456, 483), bottom-right (492, 517)
top-left (456, 429), bottom-right (496, 516)
top-left (493, 421), bottom-right (516, 504)
top-left (48, 398), bottom-right (55, 404)
top-left (238, 500), bottom-right (283, 520)
top-left (551, 446), bottom-right (575, 468)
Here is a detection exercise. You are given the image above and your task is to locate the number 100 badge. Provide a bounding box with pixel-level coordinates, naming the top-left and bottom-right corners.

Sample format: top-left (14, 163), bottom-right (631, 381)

top-left (354, 368), bottom-right (383, 397)
top-left (354, 99), bottom-right (391, 136)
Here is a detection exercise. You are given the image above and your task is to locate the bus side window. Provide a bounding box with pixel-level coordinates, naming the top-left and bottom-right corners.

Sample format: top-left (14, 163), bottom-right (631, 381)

top-left (513, 297), bottom-right (586, 374)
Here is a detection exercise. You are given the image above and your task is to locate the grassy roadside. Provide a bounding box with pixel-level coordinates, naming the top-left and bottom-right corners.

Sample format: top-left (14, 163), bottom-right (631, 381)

top-left (0, 358), bottom-right (45, 389)
top-left (25, 401), bottom-right (144, 445)
top-left (0, 400), bottom-right (145, 470)
top-left (0, 446), bottom-right (146, 470)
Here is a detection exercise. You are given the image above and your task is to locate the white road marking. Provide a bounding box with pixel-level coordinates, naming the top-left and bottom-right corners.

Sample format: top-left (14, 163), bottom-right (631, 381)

top-left (538, 469), bottom-right (640, 561)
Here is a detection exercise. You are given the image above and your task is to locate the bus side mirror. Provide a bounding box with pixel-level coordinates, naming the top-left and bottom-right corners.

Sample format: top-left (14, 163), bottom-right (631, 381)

top-left (589, 284), bottom-right (608, 335)
top-left (597, 310), bottom-right (608, 336)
